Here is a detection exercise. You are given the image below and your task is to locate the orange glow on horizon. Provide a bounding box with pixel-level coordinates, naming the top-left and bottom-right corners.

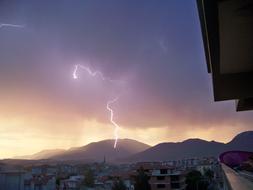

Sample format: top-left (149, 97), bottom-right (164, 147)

top-left (0, 111), bottom-right (250, 159)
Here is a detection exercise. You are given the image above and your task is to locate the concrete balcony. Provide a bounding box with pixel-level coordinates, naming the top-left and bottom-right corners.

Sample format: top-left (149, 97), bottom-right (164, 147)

top-left (222, 164), bottom-right (253, 190)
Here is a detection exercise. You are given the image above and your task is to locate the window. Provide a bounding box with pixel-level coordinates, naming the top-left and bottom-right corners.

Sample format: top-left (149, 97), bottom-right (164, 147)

top-left (157, 184), bottom-right (166, 188)
top-left (160, 169), bottom-right (168, 174)
top-left (171, 183), bottom-right (180, 189)
top-left (157, 176), bottom-right (165, 180)
top-left (171, 175), bottom-right (179, 181)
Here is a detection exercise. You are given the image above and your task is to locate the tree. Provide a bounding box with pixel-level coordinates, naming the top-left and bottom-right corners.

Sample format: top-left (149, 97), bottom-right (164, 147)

top-left (186, 170), bottom-right (202, 190)
top-left (84, 169), bottom-right (94, 187)
top-left (204, 169), bottom-right (214, 182)
top-left (186, 170), bottom-right (208, 190)
top-left (112, 179), bottom-right (127, 190)
top-left (56, 177), bottom-right (61, 190)
top-left (134, 167), bottom-right (151, 190)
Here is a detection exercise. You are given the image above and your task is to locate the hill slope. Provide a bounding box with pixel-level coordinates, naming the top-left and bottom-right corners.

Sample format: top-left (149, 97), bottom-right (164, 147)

top-left (13, 131), bottom-right (253, 162)
top-left (226, 131), bottom-right (253, 151)
top-left (50, 139), bottom-right (150, 162)
top-left (14, 149), bottom-right (66, 160)
top-left (124, 139), bottom-right (225, 162)
top-left (124, 131), bottom-right (253, 162)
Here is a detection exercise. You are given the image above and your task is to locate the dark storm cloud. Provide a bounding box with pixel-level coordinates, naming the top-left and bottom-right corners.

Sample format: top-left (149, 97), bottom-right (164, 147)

top-left (0, 0), bottom-right (252, 131)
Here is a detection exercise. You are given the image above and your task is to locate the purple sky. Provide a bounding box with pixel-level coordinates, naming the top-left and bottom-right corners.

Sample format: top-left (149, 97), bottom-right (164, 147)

top-left (0, 0), bottom-right (252, 158)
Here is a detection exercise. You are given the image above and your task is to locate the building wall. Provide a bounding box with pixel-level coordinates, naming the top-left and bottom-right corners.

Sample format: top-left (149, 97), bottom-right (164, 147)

top-left (150, 183), bottom-right (171, 190)
top-left (149, 176), bottom-right (171, 184)
top-left (149, 173), bottom-right (186, 190)
top-left (0, 172), bottom-right (24, 190)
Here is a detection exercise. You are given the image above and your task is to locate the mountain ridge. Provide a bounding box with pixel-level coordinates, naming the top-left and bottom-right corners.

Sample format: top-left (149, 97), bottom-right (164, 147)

top-left (124, 131), bottom-right (253, 162)
top-left (13, 131), bottom-right (253, 162)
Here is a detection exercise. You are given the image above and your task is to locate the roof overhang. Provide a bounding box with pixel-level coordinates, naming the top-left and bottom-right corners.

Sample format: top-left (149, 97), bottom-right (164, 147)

top-left (197, 0), bottom-right (253, 111)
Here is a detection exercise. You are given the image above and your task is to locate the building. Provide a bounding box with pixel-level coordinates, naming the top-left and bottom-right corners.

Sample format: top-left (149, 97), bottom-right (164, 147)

top-left (197, 0), bottom-right (253, 111)
top-left (149, 168), bottom-right (186, 190)
top-left (0, 170), bottom-right (25, 190)
top-left (101, 170), bottom-right (134, 190)
top-left (24, 174), bottom-right (56, 190)
top-left (135, 162), bottom-right (186, 190)
top-left (60, 175), bottom-right (84, 190)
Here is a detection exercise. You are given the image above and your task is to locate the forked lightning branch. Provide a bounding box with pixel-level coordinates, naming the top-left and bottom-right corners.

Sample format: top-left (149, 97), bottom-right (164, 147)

top-left (73, 64), bottom-right (122, 148)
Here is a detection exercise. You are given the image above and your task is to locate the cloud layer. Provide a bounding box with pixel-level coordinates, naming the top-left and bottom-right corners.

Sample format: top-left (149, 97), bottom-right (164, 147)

top-left (0, 0), bottom-right (252, 158)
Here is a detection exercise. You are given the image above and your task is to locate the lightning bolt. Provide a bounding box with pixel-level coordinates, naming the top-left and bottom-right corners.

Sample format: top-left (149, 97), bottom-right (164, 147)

top-left (0, 23), bottom-right (24, 29)
top-left (73, 64), bottom-right (122, 148)
top-left (73, 64), bottom-right (106, 81)
top-left (107, 97), bottom-right (120, 148)
top-left (73, 64), bottom-right (123, 84)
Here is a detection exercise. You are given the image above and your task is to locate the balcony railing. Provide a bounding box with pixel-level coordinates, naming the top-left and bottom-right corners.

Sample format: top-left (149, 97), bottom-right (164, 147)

top-left (222, 164), bottom-right (253, 190)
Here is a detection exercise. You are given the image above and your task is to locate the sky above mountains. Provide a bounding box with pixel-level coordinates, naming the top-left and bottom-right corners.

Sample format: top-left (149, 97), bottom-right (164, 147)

top-left (0, 0), bottom-right (252, 158)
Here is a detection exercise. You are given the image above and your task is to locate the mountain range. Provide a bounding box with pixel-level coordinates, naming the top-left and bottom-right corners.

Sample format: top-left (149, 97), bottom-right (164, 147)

top-left (13, 131), bottom-right (253, 163)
